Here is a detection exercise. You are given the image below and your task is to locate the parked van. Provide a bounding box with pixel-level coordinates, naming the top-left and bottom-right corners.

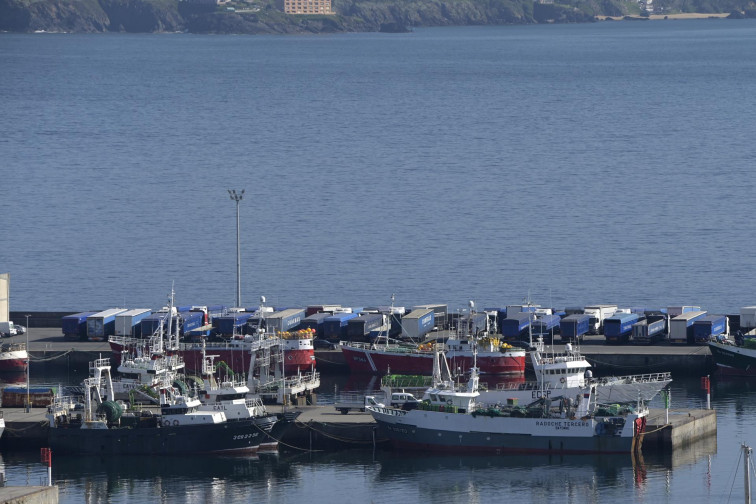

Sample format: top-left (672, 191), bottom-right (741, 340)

top-left (0, 321), bottom-right (17, 337)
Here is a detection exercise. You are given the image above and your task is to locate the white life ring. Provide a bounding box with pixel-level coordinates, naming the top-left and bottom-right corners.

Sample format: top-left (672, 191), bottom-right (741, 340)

top-left (446, 399), bottom-right (453, 405)
top-left (287, 355), bottom-right (293, 360)
top-left (560, 377), bottom-right (565, 384)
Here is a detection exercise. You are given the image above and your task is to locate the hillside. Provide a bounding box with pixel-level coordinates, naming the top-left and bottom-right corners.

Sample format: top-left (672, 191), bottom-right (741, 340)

top-left (1, 0), bottom-right (755, 34)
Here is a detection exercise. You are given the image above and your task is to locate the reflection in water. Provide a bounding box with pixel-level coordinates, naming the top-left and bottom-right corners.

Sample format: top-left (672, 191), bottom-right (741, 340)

top-left (0, 371), bottom-right (27, 385)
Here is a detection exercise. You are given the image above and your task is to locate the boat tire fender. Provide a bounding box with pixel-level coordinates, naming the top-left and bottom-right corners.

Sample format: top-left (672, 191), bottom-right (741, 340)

top-left (173, 420), bottom-right (179, 426)
top-left (560, 377), bottom-right (565, 384)
top-left (163, 420), bottom-right (171, 427)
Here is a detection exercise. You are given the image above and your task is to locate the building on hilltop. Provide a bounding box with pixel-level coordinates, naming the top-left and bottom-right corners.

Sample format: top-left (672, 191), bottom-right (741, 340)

top-left (281, 0), bottom-right (332, 14)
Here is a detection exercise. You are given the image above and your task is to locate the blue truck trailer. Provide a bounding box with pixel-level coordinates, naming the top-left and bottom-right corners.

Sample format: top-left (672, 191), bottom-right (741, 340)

top-left (631, 316), bottom-right (667, 345)
top-left (300, 312), bottom-right (331, 338)
top-left (559, 314), bottom-right (591, 342)
top-left (86, 308), bottom-right (128, 341)
top-left (347, 313), bottom-right (385, 341)
top-left (603, 313), bottom-right (640, 344)
top-left (178, 311), bottom-right (205, 336)
top-left (693, 315), bottom-right (728, 344)
top-left (399, 309), bottom-right (435, 341)
top-left (62, 312), bottom-right (97, 341)
top-left (501, 313), bottom-right (533, 342)
top-left (140, 312), bottom-right (175, 338)
top-left (214, 313), bottom-right (254, 337)
top-left (669, 311), bottom-right (708, 344)
top-left (531, 314), bottom-right (561, 344)
top-left (324, 312), bottom-right (359, 340)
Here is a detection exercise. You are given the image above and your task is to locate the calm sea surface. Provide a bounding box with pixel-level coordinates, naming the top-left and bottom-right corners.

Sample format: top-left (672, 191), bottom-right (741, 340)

top-left (2, 20), bottom-right (756, 315)
top-left (2, 19), bottom-right (756, 503)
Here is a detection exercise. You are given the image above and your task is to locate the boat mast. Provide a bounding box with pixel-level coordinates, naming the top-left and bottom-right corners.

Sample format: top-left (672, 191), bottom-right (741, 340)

top-left (385, 294), bottom-right (395, 350)
top-left (469, 300), bottom-right (477, 371)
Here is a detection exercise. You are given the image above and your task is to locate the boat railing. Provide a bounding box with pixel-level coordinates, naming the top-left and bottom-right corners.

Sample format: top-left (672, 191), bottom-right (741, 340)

top-left (245, 397), bottom-right (265, 408)
top-left (371, 405), bottom-right (406, 417)
top-left (89, 358), bottom-right (111, 371)
top-left (109, 335), bottom-right (141, 348)
top-left (1, 342), bottom-right (26, 352)
top-left (493, 381), bottom-right (555, 392)
top-left (595, 372), bottom-right (672, 384)
top-left (341, 341), bottom-right (429, 353)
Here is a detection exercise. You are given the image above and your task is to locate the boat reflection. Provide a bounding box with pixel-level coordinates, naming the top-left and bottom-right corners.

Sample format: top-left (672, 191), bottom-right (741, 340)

top-left (0, 371), bottom-right (27, 385)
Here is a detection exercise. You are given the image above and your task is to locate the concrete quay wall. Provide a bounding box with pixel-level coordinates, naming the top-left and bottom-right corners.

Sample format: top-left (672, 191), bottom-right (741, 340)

top-left (0, 486), bottom-right (58, 504)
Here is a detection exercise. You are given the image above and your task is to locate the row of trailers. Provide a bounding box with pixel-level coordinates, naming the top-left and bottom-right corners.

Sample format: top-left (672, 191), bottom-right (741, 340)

top-left (496, 304), bottom-right (730, 346)
top-left (59, 303), bottom-right (447, 344)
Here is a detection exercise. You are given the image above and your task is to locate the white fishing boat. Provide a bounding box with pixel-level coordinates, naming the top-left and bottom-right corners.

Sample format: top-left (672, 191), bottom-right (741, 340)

top-left (480, 339), bottom-right (672, 405)
top-left (47, 357), bottom-right (267, 454)
top-left (367, 350), bottom-right (648, 455)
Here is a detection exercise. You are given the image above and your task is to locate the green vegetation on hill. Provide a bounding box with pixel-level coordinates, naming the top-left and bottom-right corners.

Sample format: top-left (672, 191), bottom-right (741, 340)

top-left (1, 0), bottom-right (755, 34)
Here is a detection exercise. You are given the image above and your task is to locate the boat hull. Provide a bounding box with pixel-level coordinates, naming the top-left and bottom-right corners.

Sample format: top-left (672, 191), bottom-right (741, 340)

top-left (0, 350), bottom-right (28, 373)
top-left (341, 345), bottom-right (525, 375)
top-left (709, 341), bottom-right (756, 376)
top-left (370, 408), bottom-right (639, 454)
top-left (49, 417), bottom-right (267, 455)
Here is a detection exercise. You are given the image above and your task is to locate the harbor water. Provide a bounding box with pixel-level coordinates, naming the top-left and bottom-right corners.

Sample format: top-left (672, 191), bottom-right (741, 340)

top-left (0, 374), bottom-right (749, 504)
top-left (3, 18), bottom-right (756, 503)
top-left (2, 20), bottom-right (756, 315)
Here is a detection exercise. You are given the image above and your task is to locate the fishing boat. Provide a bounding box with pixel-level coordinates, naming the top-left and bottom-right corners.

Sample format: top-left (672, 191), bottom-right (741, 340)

top-left (0, 342), bottom-right (28, 373)
top-left (708, 336), bottom-right (756, 376)
top-left (341, 335), bottom-right (526, 375)
top-left (110, 330), bottom-right (308, 376)
top-left (340, 301), bottom-right (526, 376)
top-left (281, 329), bottom-right (316, 373)
top-left (47, 358), bottom-right (270, 455)
top-left (366, 350), bottom-right (648, 455)
top-left (111, 334), bottom-right (186, 404)
top-left (193, 340), bottom-right (292, 451)
top-left (479, 339), bottom-right (672, 405)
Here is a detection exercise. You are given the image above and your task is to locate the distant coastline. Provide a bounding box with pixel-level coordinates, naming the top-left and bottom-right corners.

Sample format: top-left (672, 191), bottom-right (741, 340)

top-left (2, 0), bottom-right (755, 36)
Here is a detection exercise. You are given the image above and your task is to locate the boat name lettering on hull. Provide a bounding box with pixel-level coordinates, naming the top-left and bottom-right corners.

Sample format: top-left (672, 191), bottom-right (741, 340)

top-left (535, 420), bottom-right (589, 430)
top-left (386, 425), bottom-right (410, 434)
top-left (532, 390), bottom-right (552, 399)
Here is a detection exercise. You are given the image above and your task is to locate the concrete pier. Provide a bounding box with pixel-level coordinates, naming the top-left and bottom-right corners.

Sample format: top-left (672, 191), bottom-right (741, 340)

top-left (0, 486), bottom-right (58, 504)
top-left (643, 408), bottom-right (717, 451)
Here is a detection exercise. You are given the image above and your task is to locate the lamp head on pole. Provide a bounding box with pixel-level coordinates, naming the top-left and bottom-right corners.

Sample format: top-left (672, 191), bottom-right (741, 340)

top-left (228, 189), bottom-right (245, 202)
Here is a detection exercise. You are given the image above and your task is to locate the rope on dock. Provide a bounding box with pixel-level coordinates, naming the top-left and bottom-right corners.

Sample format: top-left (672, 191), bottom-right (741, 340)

top-left (643, 423), bottom-right (672, 435)
top-left (3, 420), bottom-right (48, 433)
top-left (292, 419), bottom-right (388, 446)
top-left (29, 349), bottom-right (74, 362)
